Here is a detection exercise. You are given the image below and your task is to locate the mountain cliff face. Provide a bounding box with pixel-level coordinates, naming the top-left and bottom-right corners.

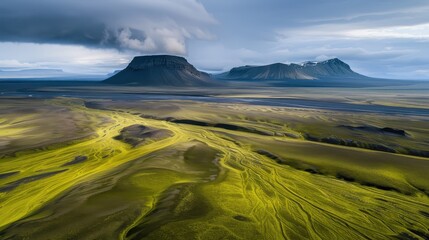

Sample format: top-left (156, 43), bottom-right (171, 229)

top-left (104, 55), bottom-right (213, 86)
top-left (217, 58), bottom-right (367, 81)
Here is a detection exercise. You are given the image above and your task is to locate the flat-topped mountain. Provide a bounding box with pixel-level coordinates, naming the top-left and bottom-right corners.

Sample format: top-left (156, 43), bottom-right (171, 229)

top-left (216, 58), bottom-right (368, 81)
top-left (104, 55), bottom-right (213, 86)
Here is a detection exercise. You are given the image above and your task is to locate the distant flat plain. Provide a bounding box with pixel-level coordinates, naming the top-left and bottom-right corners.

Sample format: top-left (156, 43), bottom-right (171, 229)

top-left (0, 80), bottom-right (428, 240)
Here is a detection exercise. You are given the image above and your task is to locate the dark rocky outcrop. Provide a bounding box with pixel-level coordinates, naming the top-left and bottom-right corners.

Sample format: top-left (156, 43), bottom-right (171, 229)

top-left (303, 133), bottom-right (397, 153)
top-left (0, 171), bottom-right (19, 179)
top-left (62, 156), bottom-right (88, 166)
top-left (339, 125), bottom-right (408, 137)
top-left (216, 58), bottom-right (368, 81)
top-left (0, 170), bottom-right (67, 193)
top-left (104, 55), bottom-right (214, 86)
top-left (169, 119), bottom-right (272, 136)
top-left (114, 124), bottom-right (172, 147)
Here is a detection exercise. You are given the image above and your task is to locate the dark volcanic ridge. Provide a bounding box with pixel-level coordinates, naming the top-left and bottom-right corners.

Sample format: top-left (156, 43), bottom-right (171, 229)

top-left (102, 55), bottom-right (393, 87)
top-left (114, 124), bottom-right (172, 147)
top-left (104, 55), bottom-right (214, 86)
top-left (338, 125), bottom-right (409, 137)
top-left (216, 58), bottom-right (369, 81)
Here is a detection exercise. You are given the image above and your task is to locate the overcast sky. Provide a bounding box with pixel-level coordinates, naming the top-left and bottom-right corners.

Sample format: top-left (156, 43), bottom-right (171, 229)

top-left (1, 0), bottom-right (429, 79)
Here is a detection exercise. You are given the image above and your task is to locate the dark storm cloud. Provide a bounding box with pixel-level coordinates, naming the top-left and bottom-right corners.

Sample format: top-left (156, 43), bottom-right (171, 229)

top-left (0, 0), bottom-right (215, 54)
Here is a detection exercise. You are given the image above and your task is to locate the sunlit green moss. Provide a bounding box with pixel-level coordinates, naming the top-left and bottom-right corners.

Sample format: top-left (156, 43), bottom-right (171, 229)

top-left (0, 98), bottom-right (428, 240)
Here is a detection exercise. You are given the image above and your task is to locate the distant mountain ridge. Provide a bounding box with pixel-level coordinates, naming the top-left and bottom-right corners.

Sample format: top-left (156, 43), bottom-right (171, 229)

top-left (0, 68), bottom-right (109, 80)
top-left (216, 58), bottom-right (368, 81)
top-left (104, 55), bottom-right (213, 86)
top-left (104, 55), bottom-right (377, 87)
top-left (0, 69), bottom-right (65, 78)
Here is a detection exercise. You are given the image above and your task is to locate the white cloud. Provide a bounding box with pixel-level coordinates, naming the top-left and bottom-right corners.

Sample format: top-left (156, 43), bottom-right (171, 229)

top-left (345, 23), bottom-right (429, 40)
top-left (0, 60), bottom-right (40, 69)
top-left (188, 43), bottom-right (261, 71)
top-left (162, 37), bottom-right (186, 55)
top-left (315, 55), bottom-right (335, 61)
top-left (414, 69), bottom-right (429, 75)
top-left (117, 28), bottom-right (146, 51)
top-left (0, 42), bottom-right (131, 74)
top-left (277, 22), bottom-right (429, 42)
